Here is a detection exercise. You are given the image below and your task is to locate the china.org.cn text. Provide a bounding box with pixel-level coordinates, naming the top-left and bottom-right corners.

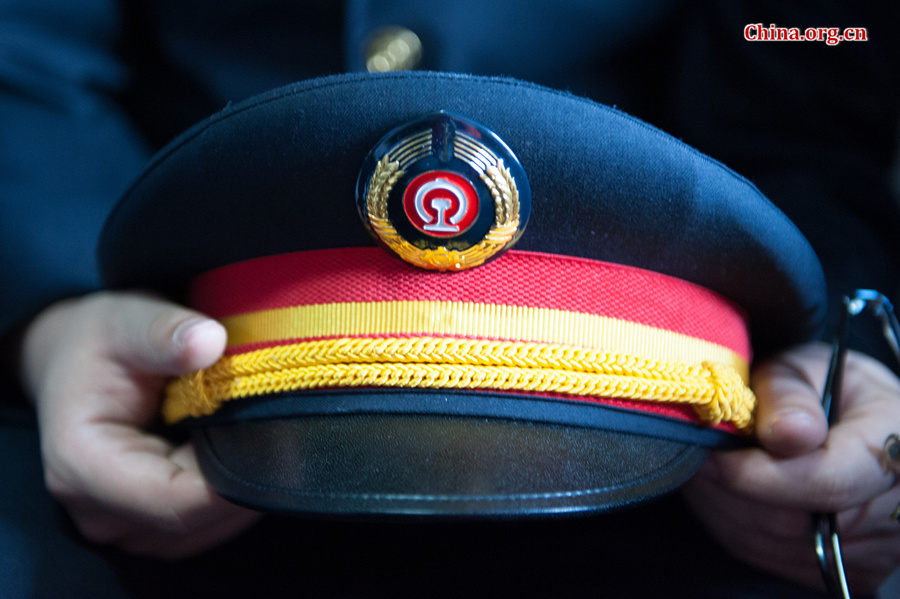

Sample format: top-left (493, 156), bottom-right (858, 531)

top-left (744, 24), bottom-right (868, 46)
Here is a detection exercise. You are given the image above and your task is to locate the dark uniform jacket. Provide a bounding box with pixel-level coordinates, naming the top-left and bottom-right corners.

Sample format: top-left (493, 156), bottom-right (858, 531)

top-left (0, 1), bottom-right (898, 597)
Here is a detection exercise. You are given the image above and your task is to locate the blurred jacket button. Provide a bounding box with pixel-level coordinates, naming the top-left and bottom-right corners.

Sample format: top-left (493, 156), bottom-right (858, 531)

top-left (365, 27), bottom-right (422, 72)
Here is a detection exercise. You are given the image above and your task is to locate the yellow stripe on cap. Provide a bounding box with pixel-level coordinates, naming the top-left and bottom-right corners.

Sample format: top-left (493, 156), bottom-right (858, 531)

top-left (220, 300), bottom-right (749, 378)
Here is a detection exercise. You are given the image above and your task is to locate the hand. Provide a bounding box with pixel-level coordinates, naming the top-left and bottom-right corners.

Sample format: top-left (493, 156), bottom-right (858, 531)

top-left (20, 291), bottom-right (262, 558)
top-left (683, 343), bottom-right (900, 594)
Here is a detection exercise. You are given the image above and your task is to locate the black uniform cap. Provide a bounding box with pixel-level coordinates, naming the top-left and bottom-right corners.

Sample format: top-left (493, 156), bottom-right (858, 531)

top-left (99, 72), bottom-right (826, 516)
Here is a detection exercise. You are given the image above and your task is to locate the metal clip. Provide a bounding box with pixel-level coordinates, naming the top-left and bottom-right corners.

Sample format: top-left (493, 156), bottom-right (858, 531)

top-left (813, 290), bottom-right (900, 599)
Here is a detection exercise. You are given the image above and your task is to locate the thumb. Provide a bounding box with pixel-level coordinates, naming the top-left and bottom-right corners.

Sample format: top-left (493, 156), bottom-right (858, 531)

top-left (751, 343), bottom-right (830, 457)
top-left (102, 293), bottom-right (226, 375)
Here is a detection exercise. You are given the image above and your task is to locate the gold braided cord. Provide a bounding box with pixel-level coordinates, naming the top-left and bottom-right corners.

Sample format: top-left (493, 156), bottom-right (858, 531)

top-left (219, 300), bottom-right (749, 377)
top-left (164, 336), bottom-right (756, 432)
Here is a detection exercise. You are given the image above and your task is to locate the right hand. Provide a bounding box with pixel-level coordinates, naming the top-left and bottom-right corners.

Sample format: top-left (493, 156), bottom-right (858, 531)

top-left (20, 291), bottom-right (262, 559)
top-left (683, 344), bottom-right (900, 593)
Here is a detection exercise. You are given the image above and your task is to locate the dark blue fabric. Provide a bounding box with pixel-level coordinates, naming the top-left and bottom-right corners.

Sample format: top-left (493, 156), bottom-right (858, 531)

top-left (0, 407), bottom-right (131, 598)
top-left (656, 0), bottom-right (900, 367)
top-left (0, 0), bottom-right (150, 336)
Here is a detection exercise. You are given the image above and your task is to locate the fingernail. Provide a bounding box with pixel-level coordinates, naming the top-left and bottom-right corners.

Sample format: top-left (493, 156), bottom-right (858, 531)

top-left (767, 407), bottom-right (817, 438)
top-left (172, 317), bottom-right (216, 350)
top-left (763, 408), bottom-right (824, 455)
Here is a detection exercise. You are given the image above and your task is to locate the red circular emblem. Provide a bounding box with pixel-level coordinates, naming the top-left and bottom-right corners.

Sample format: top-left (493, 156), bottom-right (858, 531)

top-left (402, 171), bottom-right (480, 238)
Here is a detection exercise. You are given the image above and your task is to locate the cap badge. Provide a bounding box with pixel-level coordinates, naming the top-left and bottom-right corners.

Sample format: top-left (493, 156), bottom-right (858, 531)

top-left (357, 112), bottom-right (530, 271)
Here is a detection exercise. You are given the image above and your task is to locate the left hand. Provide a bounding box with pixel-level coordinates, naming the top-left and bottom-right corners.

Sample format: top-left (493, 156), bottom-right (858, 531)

top-left (682, 343), bottom-right (900, 594)
top-left (19, 292), bottom-right (263, 558)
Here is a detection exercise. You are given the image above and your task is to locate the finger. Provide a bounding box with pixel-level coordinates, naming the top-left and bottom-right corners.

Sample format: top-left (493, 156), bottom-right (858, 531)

top-left (751, 343), bottom-right (829, 457)
top-left (686, 474), bottom-right (900, 595)
top-left (72, 486), bottom-right (261, 559)
top-left (114, 505), bottom-right (262, 560)
top-left (836, 534), bottom-right (900, 595)
top-left (708, 399), bottom-right (899, 511)
top-left (705, 446), bottom-right (893, 514)
top-left (685, 469), bottom-right (813, 541)
top-left (69, 427), bottom-right (259, 538)
top-left (100, 293), bottom-right (226, 375)
top-left (682, 476), bottom-right (823, 588)
top-left (839, 483), bottom-right (900, 539)
top-left (709, 347), bottom-right (900, 512)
